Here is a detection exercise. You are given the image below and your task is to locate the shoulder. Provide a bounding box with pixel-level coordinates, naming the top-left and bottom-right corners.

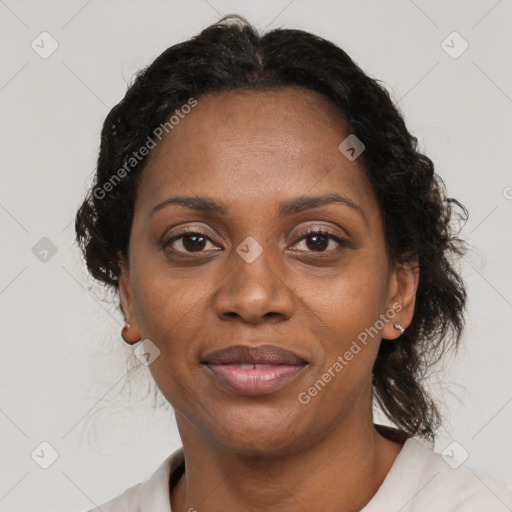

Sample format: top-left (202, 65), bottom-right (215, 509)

top-left (85, 481), bottom-right (144, 512)
top-left (84, 448), bottom-right (184, 512)
top-left (364, 437), bottom-right (512, 512)
top-left (410, 438), bottom-right (512, 510)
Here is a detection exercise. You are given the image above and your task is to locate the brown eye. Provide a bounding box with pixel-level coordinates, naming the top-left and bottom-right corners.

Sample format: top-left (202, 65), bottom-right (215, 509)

top-left (163, 231), bottom-right (219, 254)
top-left (291, 229), bottom-right (350, 253)
top-left (181, 234), bottom-right (207, 252)
top-left (305, 233), bottom-right (330, 251)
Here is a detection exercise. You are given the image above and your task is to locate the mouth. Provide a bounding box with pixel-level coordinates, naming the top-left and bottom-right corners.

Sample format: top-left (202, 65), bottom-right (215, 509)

top-left (201, 344), bottom-right (308, 396)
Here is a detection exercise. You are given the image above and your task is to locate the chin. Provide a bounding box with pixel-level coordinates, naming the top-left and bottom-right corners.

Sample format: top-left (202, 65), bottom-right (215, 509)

top-left (206, 403), bottom-right (310, 456)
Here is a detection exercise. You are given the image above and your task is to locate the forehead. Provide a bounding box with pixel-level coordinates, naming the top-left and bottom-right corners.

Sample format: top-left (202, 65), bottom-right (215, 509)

top-left (135, 87), bottom-right (377, 222)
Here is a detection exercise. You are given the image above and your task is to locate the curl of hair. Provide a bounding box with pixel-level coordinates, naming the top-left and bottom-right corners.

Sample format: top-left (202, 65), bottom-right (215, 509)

top-left (75, 14), bottom-right (468, 441)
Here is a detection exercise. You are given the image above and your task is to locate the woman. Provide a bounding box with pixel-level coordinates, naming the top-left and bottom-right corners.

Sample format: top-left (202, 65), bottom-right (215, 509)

top-left (75, 14), bottom-right (512, 512)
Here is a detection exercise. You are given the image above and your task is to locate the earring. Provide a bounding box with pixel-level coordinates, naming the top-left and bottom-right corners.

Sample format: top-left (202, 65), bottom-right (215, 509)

top-left (394, 322), bottom-right (405, 335)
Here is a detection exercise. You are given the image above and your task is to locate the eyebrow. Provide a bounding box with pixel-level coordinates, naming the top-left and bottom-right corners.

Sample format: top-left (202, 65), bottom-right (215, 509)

top-left (149, 193), bottom-right (366, 221)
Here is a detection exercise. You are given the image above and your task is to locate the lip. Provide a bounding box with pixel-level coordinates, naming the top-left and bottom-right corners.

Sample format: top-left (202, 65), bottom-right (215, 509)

top-left (202, 344), bottom-right (307, 365)
top-left (201, 344), bottom-right (308, 396)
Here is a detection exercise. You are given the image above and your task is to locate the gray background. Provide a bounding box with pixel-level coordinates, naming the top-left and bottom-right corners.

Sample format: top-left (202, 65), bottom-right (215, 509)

top-left (1, 0), bottom-right (511, 510)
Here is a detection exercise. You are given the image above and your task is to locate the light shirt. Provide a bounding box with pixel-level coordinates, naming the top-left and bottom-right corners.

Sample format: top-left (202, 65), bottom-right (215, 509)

top-left (87, 437), bottom-right (512, 511)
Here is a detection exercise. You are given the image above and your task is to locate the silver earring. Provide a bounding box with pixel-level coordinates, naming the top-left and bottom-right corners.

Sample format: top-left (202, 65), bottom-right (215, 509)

top-left (394, 322), bottom-right (405, 335)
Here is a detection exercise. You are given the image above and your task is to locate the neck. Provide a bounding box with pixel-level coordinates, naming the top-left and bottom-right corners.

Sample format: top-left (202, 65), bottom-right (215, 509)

top-left (170, 413), bottom-right (404, 512)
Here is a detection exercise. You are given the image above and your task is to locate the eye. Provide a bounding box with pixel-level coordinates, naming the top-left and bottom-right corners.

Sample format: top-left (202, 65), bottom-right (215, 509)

top-left (162, 230), bottom-right (220, 255)
top-left (162, 227), bottom-right (350, 257)
top-left (290, 228), bottom-right (350, 253)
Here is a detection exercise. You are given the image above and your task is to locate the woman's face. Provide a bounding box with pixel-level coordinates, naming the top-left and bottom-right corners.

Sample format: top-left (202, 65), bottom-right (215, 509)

top-left (119, 87), bottom-right (415, 455)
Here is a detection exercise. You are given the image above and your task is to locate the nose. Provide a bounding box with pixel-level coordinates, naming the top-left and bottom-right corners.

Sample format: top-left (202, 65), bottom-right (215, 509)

top-left (213, 242), bottom-right (295, 325)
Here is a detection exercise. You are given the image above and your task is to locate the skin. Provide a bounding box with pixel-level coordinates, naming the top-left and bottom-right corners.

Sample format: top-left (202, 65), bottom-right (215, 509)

top-left (118, 86), bottom-right (419, 512)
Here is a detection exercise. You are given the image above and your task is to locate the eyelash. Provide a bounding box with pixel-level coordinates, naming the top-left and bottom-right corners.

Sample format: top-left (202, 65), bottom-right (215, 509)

top-left (162, 227), bottom-right (350, 256)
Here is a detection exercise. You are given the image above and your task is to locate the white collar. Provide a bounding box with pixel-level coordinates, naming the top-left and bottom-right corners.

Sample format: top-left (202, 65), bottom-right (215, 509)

top-left (109, 436), bottom-right (512, 511)
top-left (136, 439), bottom-right (421, 511)
top-left (139, 447), bottom-right (184, 511)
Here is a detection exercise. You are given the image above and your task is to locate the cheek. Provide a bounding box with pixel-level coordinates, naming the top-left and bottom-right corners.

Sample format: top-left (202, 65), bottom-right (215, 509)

top-left (130, 265), bottom-right (210, 364)
top-left (301, 284), bottom-right (383, 413)
top-left (300, 255), bottom-right (389, 397)
top-left (307, 255), bottom-right (388, 335)
top-left (131, 270), bottom-right (209, 408)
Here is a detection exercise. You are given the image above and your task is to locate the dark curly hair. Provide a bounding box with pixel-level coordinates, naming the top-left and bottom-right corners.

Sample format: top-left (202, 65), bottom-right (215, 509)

top-left (75, 14), bottom-right (468, 441)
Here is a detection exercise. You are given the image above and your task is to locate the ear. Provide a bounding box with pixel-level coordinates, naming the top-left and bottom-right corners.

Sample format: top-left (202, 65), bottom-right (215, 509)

top-left (381, 256), bottom-right (419, 341)
top-left (118, 252), bottom-right (142, 345)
